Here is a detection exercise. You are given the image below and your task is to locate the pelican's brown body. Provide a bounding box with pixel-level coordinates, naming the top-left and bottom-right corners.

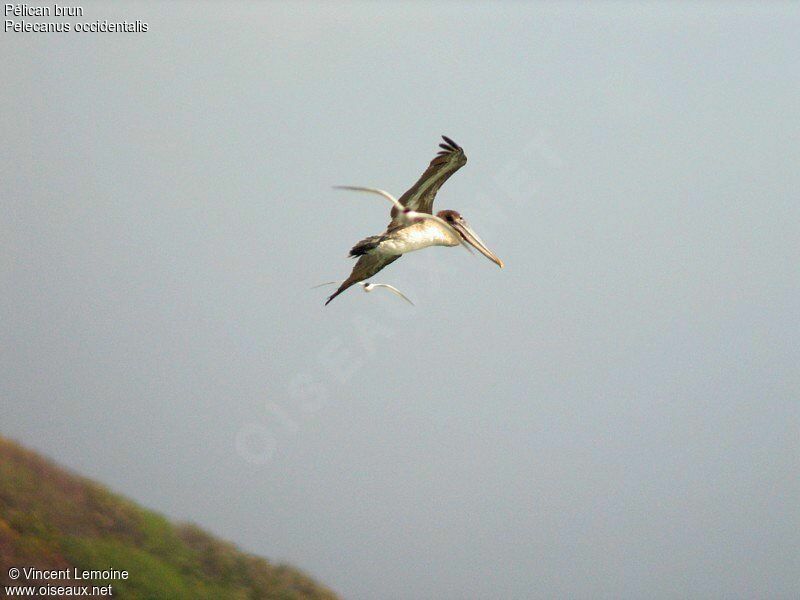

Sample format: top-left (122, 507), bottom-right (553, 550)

top-left (326, 217), bottom-right (464, 305)
top-left (326, 136), bottom-right (503, 305)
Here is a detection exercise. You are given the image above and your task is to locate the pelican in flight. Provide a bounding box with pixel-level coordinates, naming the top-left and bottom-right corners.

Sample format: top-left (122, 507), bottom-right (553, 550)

top-left (326, 136), bottom-right (503, 305)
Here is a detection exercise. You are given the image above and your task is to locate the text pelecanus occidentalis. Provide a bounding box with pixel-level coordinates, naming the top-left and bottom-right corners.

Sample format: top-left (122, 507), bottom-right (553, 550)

top-left (325, 136), bottom-right (503, 305)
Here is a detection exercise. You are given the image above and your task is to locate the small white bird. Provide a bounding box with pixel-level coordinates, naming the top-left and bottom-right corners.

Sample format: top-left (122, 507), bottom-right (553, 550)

top-left (313, 281), bottom-right (414, 305)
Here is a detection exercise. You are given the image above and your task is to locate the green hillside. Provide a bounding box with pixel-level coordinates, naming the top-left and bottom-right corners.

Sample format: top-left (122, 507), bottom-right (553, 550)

top-left (0, 436), bottom-right (339, 599)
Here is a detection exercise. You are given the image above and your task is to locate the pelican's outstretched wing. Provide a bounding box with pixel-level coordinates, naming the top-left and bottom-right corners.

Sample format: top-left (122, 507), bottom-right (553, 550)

top-left (389, 135), bottom-right (466, 227)
top-left (324, 253), bottom-right (402, 305)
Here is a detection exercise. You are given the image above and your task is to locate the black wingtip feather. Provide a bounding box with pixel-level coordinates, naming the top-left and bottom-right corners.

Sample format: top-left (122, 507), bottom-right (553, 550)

top-left (441, 135), bottom-right (460, 149)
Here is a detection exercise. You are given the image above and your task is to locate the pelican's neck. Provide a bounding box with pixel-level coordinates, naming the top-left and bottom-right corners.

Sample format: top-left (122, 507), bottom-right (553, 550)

top-left (414, 219), bottom-right (461, 247)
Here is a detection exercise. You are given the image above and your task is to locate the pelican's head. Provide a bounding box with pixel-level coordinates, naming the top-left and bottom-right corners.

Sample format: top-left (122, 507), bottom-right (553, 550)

top-left (437, 210), bottom-right (504, 268)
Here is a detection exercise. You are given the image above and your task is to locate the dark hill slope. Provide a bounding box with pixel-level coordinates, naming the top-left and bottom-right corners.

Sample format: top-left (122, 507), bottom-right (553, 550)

top-left (0, 436), bottom-right (339, 599)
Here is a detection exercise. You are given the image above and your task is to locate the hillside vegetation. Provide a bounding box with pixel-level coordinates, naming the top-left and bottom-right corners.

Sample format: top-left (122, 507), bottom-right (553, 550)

top-left (0, 436), bottom-right (339, 599)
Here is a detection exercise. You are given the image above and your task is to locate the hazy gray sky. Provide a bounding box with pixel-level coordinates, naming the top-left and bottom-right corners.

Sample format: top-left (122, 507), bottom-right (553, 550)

top-left (3, 2), bottom-right (799, 598)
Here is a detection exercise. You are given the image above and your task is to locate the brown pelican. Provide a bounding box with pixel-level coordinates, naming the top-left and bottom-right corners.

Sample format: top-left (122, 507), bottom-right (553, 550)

top-left (326, 136), bottom-right (503, 305)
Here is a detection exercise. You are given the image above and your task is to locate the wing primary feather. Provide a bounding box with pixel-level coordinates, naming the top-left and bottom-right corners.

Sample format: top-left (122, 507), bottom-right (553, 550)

top-left (439, 143), bottom-right (453, 151)
top-left (441, 135), bottom-right (459, 149)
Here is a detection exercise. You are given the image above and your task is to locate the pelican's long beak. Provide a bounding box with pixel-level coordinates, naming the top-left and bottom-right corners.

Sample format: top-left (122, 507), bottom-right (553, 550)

top-left (452, 219), bottom-right (504, 268)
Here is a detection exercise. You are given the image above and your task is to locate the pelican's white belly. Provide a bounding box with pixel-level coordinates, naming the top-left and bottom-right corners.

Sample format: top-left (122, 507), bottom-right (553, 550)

top-left (379, 223), bottom-right (454, 256)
